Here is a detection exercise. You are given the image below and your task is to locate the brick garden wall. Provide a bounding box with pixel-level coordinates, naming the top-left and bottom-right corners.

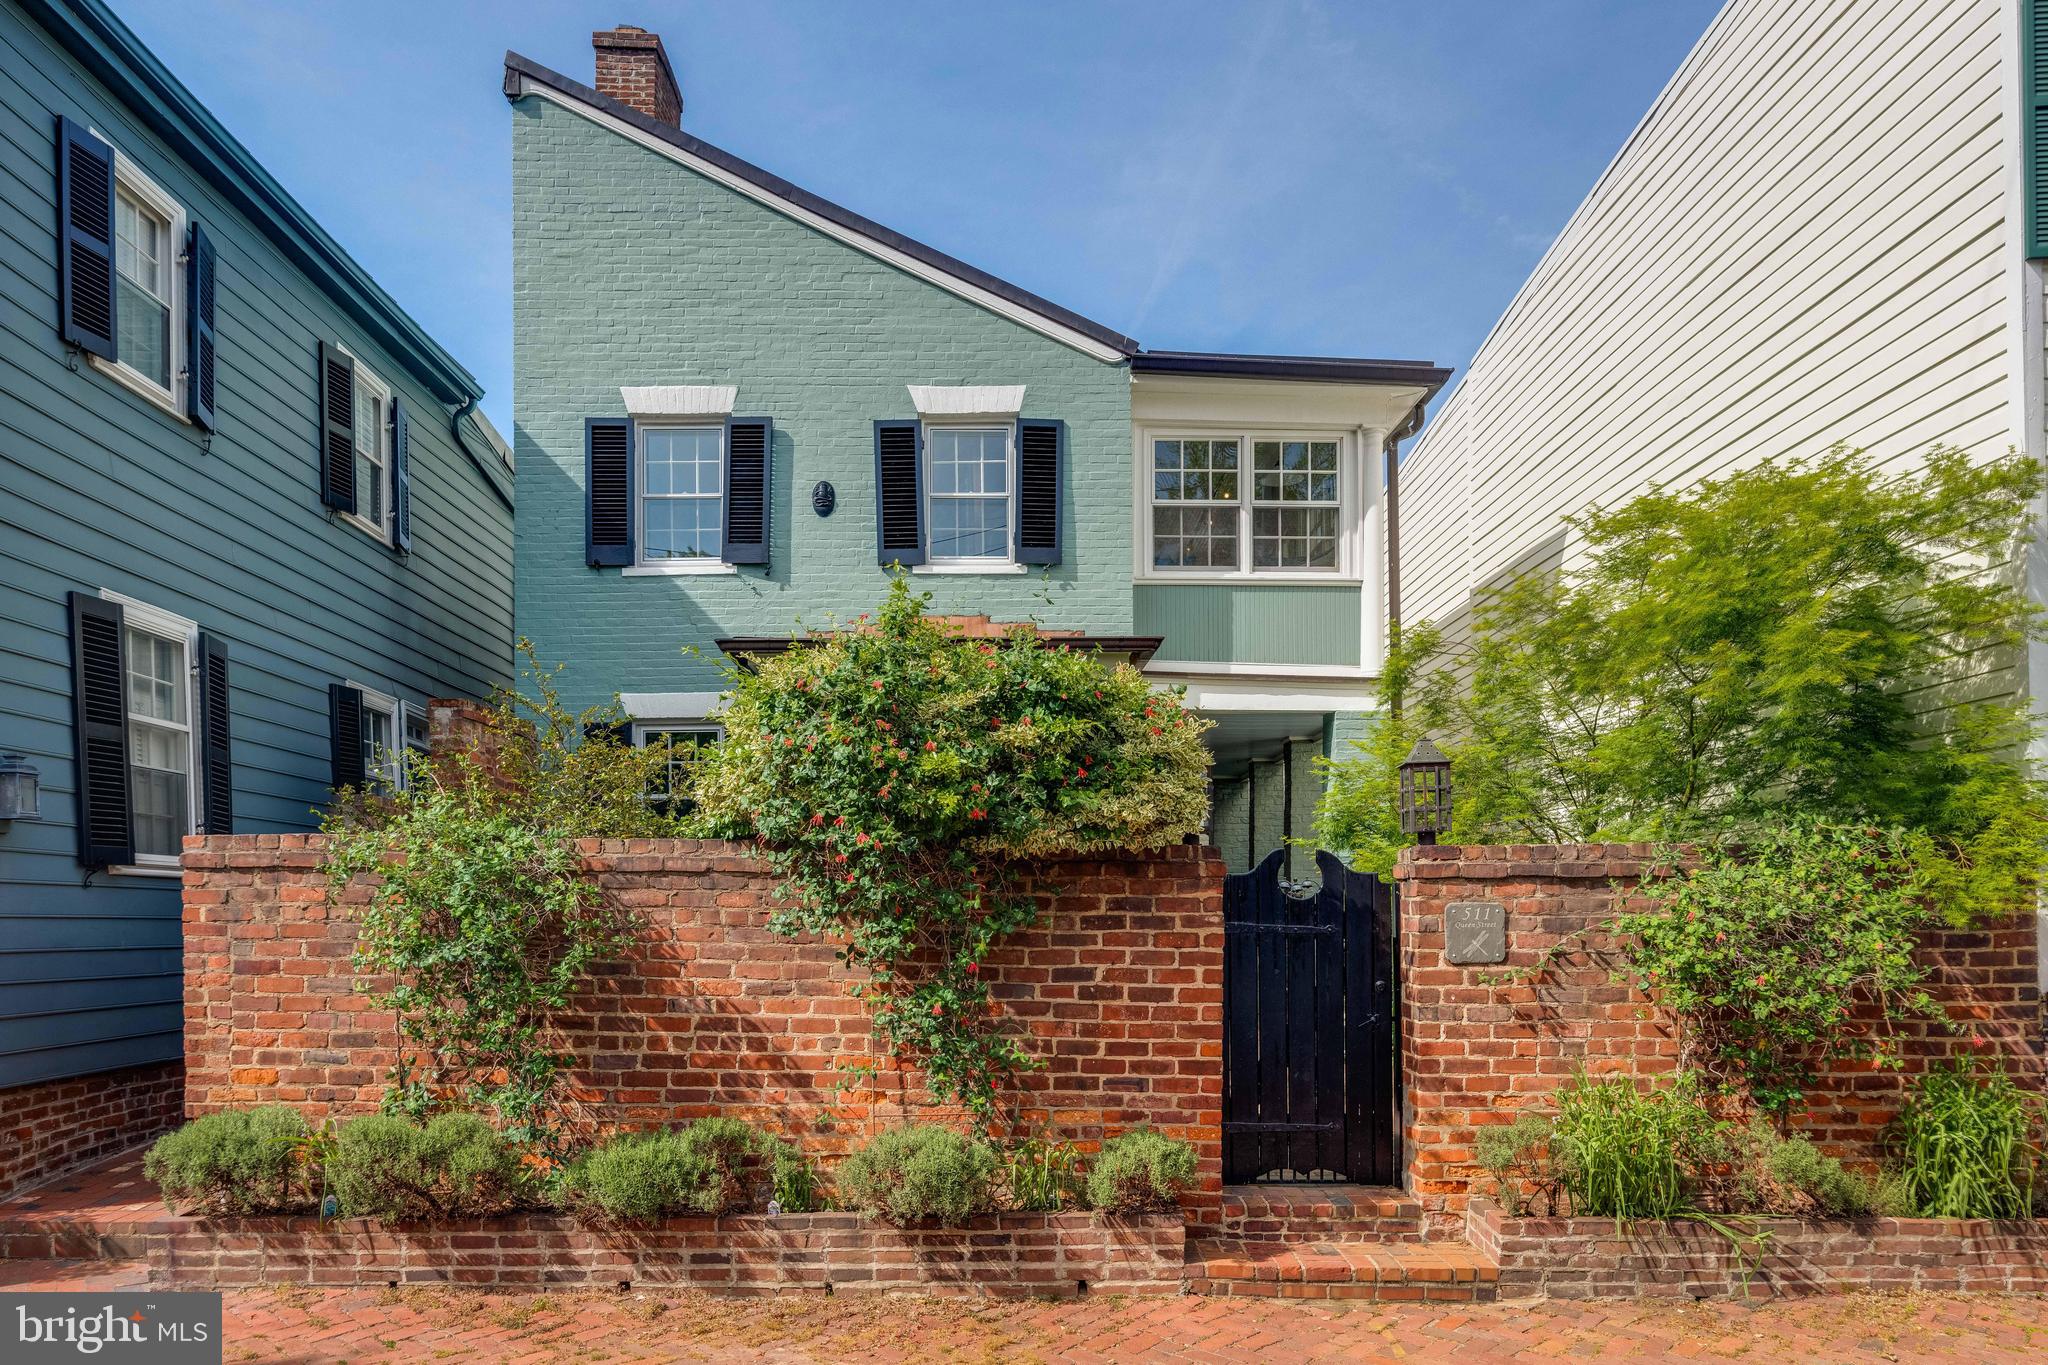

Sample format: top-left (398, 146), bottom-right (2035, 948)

top-left (181, 836), bottom-right (1225, 1225)
top-left (1394, 844), bottom-right (2044, 1236)
top-left (0, 1062), bottom-right (184, 1200)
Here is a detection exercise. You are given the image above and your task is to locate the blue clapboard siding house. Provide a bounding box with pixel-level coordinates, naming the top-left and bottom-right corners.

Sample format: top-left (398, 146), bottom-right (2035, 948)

top-left (0, 0), bottom-right (514, 1127)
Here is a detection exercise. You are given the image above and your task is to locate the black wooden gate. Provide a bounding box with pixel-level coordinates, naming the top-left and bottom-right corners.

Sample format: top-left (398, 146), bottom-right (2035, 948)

top-left (1222, 848), bottom-right (1398, 1185)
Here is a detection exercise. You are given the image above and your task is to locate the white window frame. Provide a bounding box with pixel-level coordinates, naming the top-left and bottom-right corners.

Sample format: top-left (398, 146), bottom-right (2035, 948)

top-left (91, 148), bottom-right (189, 424)
top-left (399, 700), bottom-right (432, 789)
top-left (632, 721), bottom-right (724, 811)
top-left (1137, 426), bottom-right (1359, 584)
top-left (627, 423), bottom-right (736, 577)
top-left (339, 356), bottom-right (394, 544)
top-left (101, 590), bottom-right (198, 878)
top-left (918, 422), bottom-right (1022, 572)
top-left (348, 681), bottom-right (400, 791)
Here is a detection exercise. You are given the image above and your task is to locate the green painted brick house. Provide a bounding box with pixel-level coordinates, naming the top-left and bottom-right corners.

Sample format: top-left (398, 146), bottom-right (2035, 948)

top-left (506, 28), bottom-right (1448, 875)
top-left (0, 0), bottom-right (514, 1093)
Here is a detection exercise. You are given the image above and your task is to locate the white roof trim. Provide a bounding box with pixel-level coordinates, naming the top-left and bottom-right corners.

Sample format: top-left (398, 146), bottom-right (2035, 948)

top-left (510, 75), bottom-right (1128, 365)
top-left (621, 385), bottom-right (738, 418)
top-left (907, 385), bottom-right (1026, 418)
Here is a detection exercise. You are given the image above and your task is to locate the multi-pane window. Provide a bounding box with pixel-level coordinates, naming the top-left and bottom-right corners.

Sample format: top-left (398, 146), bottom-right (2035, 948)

top-left (639, 725), bottom-right (722, 814)
top-left (641, 427), bottom-right (723, 561)
top-left (114, 185), bottom-right (173, 393)
top-left (358, 691), bottom-right (399, 790)
top-left (1151, 438), bottom-right (1240, 569)
top-left (926, 427), bottom-right (1010, 559)
top-left (352, 373), bottom-right (390, 537)
top-left (124, 624), bottom-right (191, 860)
top-left (1251, 440), bottom-right (1340, 569)
top-left (1148, 433), bottom-right (1345, 575)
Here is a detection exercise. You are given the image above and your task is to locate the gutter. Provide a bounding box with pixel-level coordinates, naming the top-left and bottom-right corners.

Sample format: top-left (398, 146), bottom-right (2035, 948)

top-left (718, 634), bottom-right (1164, 670)
top-left (450, 398), bottom-right (515, 514)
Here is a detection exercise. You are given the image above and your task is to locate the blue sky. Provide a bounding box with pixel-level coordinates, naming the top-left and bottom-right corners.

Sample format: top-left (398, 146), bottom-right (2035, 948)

top-left (122, 1), bottom-right (1723, 432)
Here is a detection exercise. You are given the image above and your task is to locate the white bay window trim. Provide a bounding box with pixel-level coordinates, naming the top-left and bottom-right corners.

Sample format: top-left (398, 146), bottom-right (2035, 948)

top-left (90, 148), bottom-right (189, 424)
top-left (101, 590), bottom-right (198, 878)
top-left (1135, 425), bottom-right (1362, 584)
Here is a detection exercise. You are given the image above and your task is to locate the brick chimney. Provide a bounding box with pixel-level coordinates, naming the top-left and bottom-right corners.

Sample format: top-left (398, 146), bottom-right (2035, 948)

top-left (593, 25), bottom-right (682, 127)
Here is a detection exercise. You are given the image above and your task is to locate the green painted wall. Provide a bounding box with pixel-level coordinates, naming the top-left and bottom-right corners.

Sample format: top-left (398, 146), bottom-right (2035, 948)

top-left (0, 0), bottom-right (513, 1086)
top-left (1136, 584), bottom-right (1361, 667)
top-left (511, 96), bottom-right (1135, 714)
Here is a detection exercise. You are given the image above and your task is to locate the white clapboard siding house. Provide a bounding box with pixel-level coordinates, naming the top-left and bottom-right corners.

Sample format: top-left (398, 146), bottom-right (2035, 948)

top-left (1395, 0), bottom-right (2048, 977)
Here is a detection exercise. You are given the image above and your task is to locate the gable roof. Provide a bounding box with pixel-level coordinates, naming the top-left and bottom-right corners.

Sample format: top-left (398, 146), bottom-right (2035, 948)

top-left (505, 51), bottom-right (1142, 361)
top-left (28, 0), bottom-right (485, 408)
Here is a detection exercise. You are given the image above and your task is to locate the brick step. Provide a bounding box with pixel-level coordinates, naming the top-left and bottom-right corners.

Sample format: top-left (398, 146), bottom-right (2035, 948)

top-left (1184, 1237), bottom-right (1500, 1301)
top-left (1218, 1185), bottom-right (1425, 1242)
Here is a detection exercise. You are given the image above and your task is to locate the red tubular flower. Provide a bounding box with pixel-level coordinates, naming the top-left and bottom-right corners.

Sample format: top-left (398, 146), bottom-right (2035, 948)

top-left (833, 814), bottom-right (846, 826)
top-left (810, 812), bottom-right (825, 826)
top-left (965, 962), bottom-right (979, 976)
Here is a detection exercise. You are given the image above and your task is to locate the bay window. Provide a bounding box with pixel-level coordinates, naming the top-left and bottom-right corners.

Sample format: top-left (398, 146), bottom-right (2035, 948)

top-left (1146, 431), bottom-right (1350, 577)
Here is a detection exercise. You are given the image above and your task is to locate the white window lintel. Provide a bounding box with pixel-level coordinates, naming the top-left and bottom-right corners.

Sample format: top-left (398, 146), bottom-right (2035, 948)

top-left (621, 385), bottom-right (738, 418)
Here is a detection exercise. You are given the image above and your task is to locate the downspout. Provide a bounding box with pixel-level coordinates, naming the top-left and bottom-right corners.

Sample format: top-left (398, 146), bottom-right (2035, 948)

top-left (1383, 401), bottom-right (1426, 718)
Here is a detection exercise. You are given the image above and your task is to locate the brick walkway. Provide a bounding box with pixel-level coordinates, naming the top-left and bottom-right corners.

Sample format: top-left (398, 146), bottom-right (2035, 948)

top-left (5, 1261), bottom-right (2046, 1362)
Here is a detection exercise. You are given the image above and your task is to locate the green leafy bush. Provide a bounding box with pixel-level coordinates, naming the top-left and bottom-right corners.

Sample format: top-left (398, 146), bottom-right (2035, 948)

top-left (1890, 1061), bottom-right (2044, 1218)
top-left (1003, 1136), bottom-right (1084, 1212)
top-left (1550, 1072), bottom-right (1721, 1219)
top-left (770, 1144), bottom-right (822, 1214)
top-left (1474, 1111), bottom-right (1557, 1216)
top-left (836, 1125), bottom-right (999, 1224)
top-left (1763, 1132), bottom-right (1891, 1217)
top-left (144, 1107), bottom-right (309, 1215)
top-left (327, 1113), bottom-right (526, 1221)
top-left (322, 645), bottom-right (662, 1152)
top-left (1084, 1129), bottom-right (1198, 1213)
top-left (691, 579), bottom-right (1212, 1121)
top-left (1316, 448), bottom-right (2048, 923)
top-left (1623, 822), bottom-right (1940, 1115)
top-left (561, 1119), bottom-right (796, 1222)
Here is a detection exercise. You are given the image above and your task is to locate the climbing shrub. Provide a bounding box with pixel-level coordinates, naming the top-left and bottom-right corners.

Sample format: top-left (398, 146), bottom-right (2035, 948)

top-left (1621, 821), bottom-right (1940, 1116)
top-left (692, 579), bottom-right (1211, 1120)
top-left (322, 645), bottom-right (649, 1153)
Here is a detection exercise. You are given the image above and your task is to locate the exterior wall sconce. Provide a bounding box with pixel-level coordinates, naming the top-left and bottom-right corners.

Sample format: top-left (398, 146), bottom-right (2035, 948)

top-left (1397, 738), bottom-right (1452, 846)
top-left (0, 754), bottom-right (42, 826)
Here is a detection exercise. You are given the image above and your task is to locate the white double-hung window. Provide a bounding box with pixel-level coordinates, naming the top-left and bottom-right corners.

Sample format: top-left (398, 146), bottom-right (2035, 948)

top-left (343, 364), bottom-right (393, 542)
top-left (640, 426), bottom-right (724, 563)
top-left (926, 426), bottom-right (1012, 561)
top-left (104, 154), bottom-right (186, 416)
top-left (1146, 431), bottom-right (1349, 578)
top-left (114, 596), bottom-right (199, 869)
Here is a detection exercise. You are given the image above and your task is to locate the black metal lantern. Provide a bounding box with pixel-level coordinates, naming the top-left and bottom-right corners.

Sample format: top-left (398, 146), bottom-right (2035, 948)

top-left (1398, 738), bottom-right (1451, 845)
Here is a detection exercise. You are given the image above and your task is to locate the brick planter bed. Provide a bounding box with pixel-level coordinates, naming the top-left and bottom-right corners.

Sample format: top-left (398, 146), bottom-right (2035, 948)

top-left (1468, 1199), bottom-right (2048, 1299)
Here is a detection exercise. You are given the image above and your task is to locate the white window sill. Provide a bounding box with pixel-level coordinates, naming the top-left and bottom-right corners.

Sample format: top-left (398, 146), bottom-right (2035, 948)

top-left (108, 860), bottom-right (183, 879)
top-left (339, 511), bottom-right (392, 543)
top-left (89, 355), bottom-right (189, 425)
top-left (912, 562), bottom-right (1029, 575)
top-left (623, 562), bottom-right (738, 577)
top-left (1137, 572), bottom-right (1363, 587)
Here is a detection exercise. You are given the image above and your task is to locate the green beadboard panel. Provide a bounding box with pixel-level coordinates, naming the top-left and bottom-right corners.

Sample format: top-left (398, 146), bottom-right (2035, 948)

top-left (0, 0), bottom-right (513, 1087)
top-left (1135, 584), bottom-right (1362, 666)
top-left (510, 96), bottom-right (1134, 714)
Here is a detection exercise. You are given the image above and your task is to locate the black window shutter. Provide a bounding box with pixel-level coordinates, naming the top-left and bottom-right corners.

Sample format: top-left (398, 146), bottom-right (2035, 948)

top-left (586, 417), bottom-right (634, 566)
top-left (186, 222), bottom-right (218, 430)
top-left (328, 683), bottom-right (365, 791)
top-left (1015, 419), bottom-right (1064, 565)
top-left (196, 633), bottom-right (233, 835)
top-left (873, 419), bottom-right (924, 566)
top-left (55, 116), bottom-right (117, 359)
top-left (390, 396), bottom-right (412, 552)
top-left (68, 591), bottom-right (132, 866)
top-left (317, 342), bottom-right (356, 513)
top-left (723, 417), bottom-right (771, 565)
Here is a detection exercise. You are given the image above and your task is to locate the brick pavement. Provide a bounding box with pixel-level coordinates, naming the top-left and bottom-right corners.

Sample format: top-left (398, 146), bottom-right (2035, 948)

top-left (4, 1260), bottom-right (2045, 1362)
